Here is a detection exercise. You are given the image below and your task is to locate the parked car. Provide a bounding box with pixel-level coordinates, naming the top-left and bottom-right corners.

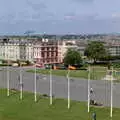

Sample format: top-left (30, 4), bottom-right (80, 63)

top-left (36, 64), bottom-right (43, 68)
top-left (12, 63), bottom-right (18, 67)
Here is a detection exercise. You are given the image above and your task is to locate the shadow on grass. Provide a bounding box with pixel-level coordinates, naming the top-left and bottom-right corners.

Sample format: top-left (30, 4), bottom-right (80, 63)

top-left (35, 94), bottom-right (55, 103)
top-left (36, 95), bottom-right (43, 103)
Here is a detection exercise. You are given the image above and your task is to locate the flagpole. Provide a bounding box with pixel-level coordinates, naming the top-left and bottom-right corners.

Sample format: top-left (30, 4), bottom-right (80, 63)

top-left (7, 62), bottom-right (10, 97)
top-left (50, 65), bottom-right (52, 105)
top-left (110, 67), bottom-right (113, 118)
top-left (88, 65), bottom-right (90, 113)
top-left (67, 65), bottom-right (70, 109)
top-left (20, 63), bottom-right (23, 100)
top-left (34, 63), bottom-right (37, 102)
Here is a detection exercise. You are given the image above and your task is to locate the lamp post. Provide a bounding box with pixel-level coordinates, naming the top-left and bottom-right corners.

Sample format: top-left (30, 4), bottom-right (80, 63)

top-left (67, 65), bottom-right (70, 109)
top-left (7, 60), bottom-right (10, 96)
top-left (110, 67), bottom-right (113, 118)
top-left (34, 61), bottom-right (37, 102)
top-left (19, 62), bottom-right (23, 100)
top-left (88, 65), bottom-right (90, 113)
top-left (49, 65), bottom-right (52, 105)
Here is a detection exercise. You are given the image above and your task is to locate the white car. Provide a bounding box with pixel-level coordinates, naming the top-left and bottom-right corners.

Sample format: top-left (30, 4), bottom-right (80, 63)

top-left (12, 63), bottom-right (18, 67)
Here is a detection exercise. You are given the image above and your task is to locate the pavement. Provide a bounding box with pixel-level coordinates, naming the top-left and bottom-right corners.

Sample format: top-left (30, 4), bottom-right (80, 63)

top-left (0, 67), bottom-right (120, 108)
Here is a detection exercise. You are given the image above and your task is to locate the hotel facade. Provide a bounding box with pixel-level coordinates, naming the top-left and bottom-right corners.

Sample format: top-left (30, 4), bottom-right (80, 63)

top-left (33, 38), bottom-right (59, 65)
top-left (0, 38), bottom-right (34, 62)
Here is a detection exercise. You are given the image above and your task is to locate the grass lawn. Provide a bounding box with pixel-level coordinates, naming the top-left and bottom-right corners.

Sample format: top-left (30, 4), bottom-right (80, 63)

top-left (0, 89), bottom-right (120, 120)
top-left (27, 66), bottom-right (108, 80)
top-left (27, 66), bottom-right (120, 82)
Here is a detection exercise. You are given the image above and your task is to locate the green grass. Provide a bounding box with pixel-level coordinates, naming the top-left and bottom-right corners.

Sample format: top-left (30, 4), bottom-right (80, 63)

top-left (27, 66), bottom-right (108, 80)
top-left (0, 89), bottom-right (120, 120)
top-left (27, 66), bottom-right (120, 81)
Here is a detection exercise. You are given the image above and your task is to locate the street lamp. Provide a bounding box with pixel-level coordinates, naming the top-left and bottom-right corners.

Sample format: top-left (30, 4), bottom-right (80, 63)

top-left (67, 65), bottom-right (70, 109)
top-left (19, 62), bottom-right (23, 100)
top-left (49, 65), bottom-right (53, 105)
top-left (7, 60), bottom-right (10, 96)
top-left (88, 65), bottom-right (90, 113)
top-left (34, 61), bottom-right (37, 102)
top-left (34, 62), bottom-right (47, 102)
top-left (110, 67), bottom-right (113, 118)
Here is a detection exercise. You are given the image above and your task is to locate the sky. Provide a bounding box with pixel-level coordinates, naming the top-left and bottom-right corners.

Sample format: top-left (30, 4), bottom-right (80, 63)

top-left (0, 0), bottom-right (120, 35)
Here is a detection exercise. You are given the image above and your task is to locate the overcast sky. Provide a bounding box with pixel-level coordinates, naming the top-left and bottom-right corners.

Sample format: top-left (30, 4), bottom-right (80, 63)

top-left (0, 0), bottom-right (120, 35)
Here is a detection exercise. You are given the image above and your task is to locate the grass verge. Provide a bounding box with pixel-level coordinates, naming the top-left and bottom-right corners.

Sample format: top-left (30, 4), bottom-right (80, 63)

top-left (0, 89), bottom-right (120, 120)
top-left (27, 66), bottom-right (107, 80)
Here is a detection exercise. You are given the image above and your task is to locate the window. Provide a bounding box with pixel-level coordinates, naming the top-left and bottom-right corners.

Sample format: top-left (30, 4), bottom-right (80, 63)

top-left (51, 52), bottom-right (54, 57)
top-left (47, 52), bottom-right (49, 57)
top-left (42, 48), bottom-right (45, 51)
top-left (42, 52), bottom-right (44, 57)
top-left (51, 47), bottom-right (54, 51)
top-left (47, 47), bottom-right (49, 51)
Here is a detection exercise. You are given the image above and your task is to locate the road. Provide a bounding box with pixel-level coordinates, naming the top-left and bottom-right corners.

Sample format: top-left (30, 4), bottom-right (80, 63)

top-left (0, 67), bottom-right (120, 108)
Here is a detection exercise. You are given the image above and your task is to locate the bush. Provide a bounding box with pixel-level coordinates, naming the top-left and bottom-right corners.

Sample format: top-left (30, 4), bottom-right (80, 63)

top-left (16, 60), bottom-right (20, 66)
top-left (83, 63), bottom-right (88, 67)
top-left (2, 60), bottom-right (7, 64)
top-left (112, 63), bottom-right (120, 68)
top-left (0, 64), bottom-right (11, 66)
top-left (91, 62), bottom-right (108, 67)
top-left (42, 94), bottom-right (49, 97)
top-left (75, 64), bottom-right (88, 70)
top-left (26, 60), bottom-right (31, 65)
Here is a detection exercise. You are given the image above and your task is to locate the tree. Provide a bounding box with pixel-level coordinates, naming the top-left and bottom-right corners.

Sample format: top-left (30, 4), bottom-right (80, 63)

top-left (85, 41), bottom-right (107, 63)
top-left (26, 60), bottom-right (31, 65)
top-left (16, 59), bottom-right (20, 66)
top-left (63, 48), bottom-right (82, 66)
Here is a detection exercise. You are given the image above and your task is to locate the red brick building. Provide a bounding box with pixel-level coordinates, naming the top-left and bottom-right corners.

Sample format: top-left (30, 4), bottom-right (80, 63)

top-left (33, 39), bottom-right (59, 66)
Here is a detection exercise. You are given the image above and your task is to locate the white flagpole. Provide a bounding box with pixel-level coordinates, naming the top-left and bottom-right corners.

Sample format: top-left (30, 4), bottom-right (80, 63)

top-left (50, 65), bottom-right (52, 105)
top-left (67, 65), bottom-right (70, 109)
top-left (110, 67), bottom-right (113, 118)
top-left (34, 63), bottom-right (37, 102)
top-left (20, 63), bottom-right (23, 100)
top-left (88, 65), bottom-right (90, 113)
top-left (7, 64), bottom-right (10, 96)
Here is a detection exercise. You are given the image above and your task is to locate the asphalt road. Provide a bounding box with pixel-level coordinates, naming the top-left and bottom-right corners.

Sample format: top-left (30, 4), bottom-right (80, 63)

top-left (0, 67), bottom-right (120, 108)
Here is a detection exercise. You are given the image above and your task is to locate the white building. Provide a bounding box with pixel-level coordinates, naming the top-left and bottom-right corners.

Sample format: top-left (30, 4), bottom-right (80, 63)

top-left (0, 38), bottom-right (34, 62)
top-left (58, 40), bottom-right (78, 63)
top-left (103, 40), bottom-right (120, 56)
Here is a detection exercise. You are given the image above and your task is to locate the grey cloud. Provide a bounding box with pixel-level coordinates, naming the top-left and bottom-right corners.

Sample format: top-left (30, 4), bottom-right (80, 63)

top-left (30, 11), bottom-right (55, 21)
top-left (72, 0), bottom-right (94, 3)
top-left (64, 12), bottom-right (76, 20)
top-left (0, 14), bottom-right (16, 22)
top-left (31, 13), bottom-right (41, 20)
top-left (26, 0), bottom-right (47, 11)
top-left (112, 13), bottom-right (120, 18)
top-left (64, 13), bottom-right (98, 21)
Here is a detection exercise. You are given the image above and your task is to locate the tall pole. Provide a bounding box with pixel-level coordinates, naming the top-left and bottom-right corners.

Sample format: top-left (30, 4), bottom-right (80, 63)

top-left (20, 63), bottom-right (23, 100)
top-left (50, 65), bottom-right (52, 105)
top-left (34, 63), bottom-right (37, 102)
top-left (7, 63), bottom-right (10, 97)
top-left (67, 65), bottom-right (70, 109)
top-left (110, 67), bottom-right (113, 118)
top-left (88, 65), bottom-right (90, 113)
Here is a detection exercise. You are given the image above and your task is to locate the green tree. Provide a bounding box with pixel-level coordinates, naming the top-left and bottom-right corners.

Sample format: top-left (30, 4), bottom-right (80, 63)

top-left (16, 59), bottom-right (20, 66)
top-left (26, 60), bottom-right (31, 65)
top-left (63, 48), bottom-right (82, 66)
top-left (85, 41), bottom-right (107, 63)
